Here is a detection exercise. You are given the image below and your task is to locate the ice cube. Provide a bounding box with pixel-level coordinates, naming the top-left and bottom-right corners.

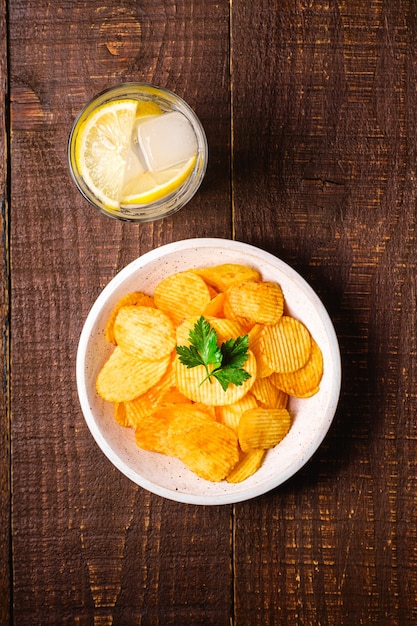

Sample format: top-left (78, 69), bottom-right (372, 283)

top-left (123, 141), bottom-right (146, 188)
top-left (137, 111), bottom-right (198, 172)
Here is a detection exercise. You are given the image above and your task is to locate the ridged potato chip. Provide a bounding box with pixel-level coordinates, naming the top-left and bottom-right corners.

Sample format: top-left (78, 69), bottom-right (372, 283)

top-left (124, 395), bottom-right (156, 427)
top-left (216, 392), bottom-right (258, 432)
top-left (271, 338), bottom-right (323, 397)
top-left (260, 316), bottom-right (312, 373)
top-left (114, 305), bottom-right (175, 360)
top-left (202, 292), bottom-right (226, 317)
top-left (134, 409), bottom-right (175, 455)
top-left (135, 403), bottom-right (209, 455)
top-left (251, 375), bottom-right (287, 409)
top-left (166, 404), bottom-right (217, 441)
top-left (238, 407), bottom-right (292, 452)
top-left (226, 449), bottom-right (266, 483)
top-left (175, 316), bottom-right (201, 345)
top-left (154, 270), bottom-right (211, 325)
top-left (225, 280), bottom-right (284, 326)
top-left (194, 263), bottom-right (261, 292)
top-left (123, 359), bottom-right (192, 428)
top-left (249, 325), bottom-right (275, 378)
top-left (105, 291), bottom-right (155, 344)
top-left (169, 419), bottom-right (239, 481)
top-left (174, 351), bottom-right (257, 406)
top-left (114, 402), bottom-right (130, 427)
top-left (96, 347), bottom-right (171, 402)
top-left (207, 317), bottom-right (248, 343)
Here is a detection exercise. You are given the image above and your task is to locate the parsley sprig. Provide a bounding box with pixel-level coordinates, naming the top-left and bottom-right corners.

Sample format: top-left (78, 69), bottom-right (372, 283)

top-left (175, 316), bottom-right (251, 391)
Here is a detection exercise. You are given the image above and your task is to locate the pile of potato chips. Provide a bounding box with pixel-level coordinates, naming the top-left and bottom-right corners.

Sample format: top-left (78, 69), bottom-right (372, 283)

top-left (96, 264), bottom-right (323, 483)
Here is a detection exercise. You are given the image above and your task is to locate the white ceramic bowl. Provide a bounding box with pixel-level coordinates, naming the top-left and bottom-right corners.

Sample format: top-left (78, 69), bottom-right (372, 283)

top-left (77, 238), bottom-right (341, 505)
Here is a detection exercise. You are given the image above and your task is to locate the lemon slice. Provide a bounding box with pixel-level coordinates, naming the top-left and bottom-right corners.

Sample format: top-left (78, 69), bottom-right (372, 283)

top-left (75, 99), bottom-right (139, 209)
top-left (120, 155), bottom-right (197, 205)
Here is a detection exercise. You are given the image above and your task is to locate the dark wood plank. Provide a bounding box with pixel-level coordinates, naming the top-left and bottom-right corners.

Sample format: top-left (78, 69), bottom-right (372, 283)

top-left (0, 0), bottom-right (10, 622)
top-left (10, 1), bottom-right (232, 623)
top-left (231, 1), bottom-right (417, 624)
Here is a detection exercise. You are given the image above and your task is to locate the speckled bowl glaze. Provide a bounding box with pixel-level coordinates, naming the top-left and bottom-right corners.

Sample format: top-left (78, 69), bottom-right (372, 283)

top-left (76, 238), bottom-right (341, 505)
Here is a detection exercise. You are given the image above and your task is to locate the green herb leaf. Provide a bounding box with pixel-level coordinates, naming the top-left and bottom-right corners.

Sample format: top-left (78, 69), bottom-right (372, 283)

top-left (175, 316), bottom-right (251, 391)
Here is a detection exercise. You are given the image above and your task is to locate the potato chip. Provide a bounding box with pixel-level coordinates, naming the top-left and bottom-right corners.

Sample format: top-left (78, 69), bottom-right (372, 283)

top-left (260, 316), bottom-right (312, 373)
top-left (114, 305), bottom-right (175, 360)
top-left (124, 359), bottom-right (189, 427)
top-left (192, 402), bottom-right (217, 420)
top-left (207, 317), bottom-right (248, 343)
top-left (124, 394), bottom-right (156, 427)
top-left (216, 392), bottom-right (258, 431)
top-left (225, 280), bottom-right (284, 326)
top-left (226, 449), bottom-right (266, 483)
top-left (135, 403), bottom-right (209, 455)
top-left (154, 271), bottom-right (211, 325)
top-left (238, 407), bottom-right (292, 452)
top-left (96, 347), bottom-right (171, 402)
top-left (249, 326), bottom-right (275, 378)
top-left (169, 419), bottom-right (239, 481)
top-left (251, 376), bottom-right (287, 409)
top-left (158, 388), bottom-right (192, 406)
top-left (175, 351), bottom-right (257, 406)
top-left (114, 402), bottom-right (130, 427)
top-left (105, 291), bottom-right (155, 344)
top-left (194, 263), bottom-right (261, 292)
top-left (274, 388), bottom-right (289, 409)
top-left (271, 338), bottom-right (323, 397)
top-left (134, 410), bottom-right (174, 455)
top-left (202, 292), bottom-right (226, 317)
top-left (175, 316), bottom-right (201, 345)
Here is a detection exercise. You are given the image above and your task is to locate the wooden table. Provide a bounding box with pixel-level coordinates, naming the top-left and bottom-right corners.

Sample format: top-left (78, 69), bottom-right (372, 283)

top-left (2, 1), bottom-right (417, 624)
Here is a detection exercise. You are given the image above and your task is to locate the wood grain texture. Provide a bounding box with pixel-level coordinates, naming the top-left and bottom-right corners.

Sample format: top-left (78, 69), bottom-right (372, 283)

top-left (231, 0), bottom-right (417, 624)
top-left (0, 0), bottom-right (10, 622)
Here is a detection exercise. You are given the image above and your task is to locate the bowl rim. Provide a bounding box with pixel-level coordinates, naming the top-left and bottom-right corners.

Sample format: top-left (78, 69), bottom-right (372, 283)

top-left (76, 238), bottom-right (342, 505)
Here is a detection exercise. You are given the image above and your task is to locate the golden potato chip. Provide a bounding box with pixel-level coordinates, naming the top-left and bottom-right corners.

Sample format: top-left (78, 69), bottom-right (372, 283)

top-left (225, 280), bottom-right (284, 326)
top-left (105, 291), bottom-right (155, 344)
top-left (216, 392), bottom-right (258, 431)
top-left (249, 327), bottom-right (275, 378)
top-left (124, 358), bottom-right (189, 427)
top-left (271, 339), bottom-right (323, 397)
top-left (134, 408), bottom-right (176, 455)
top-left (124, 394), bottom-right (156, 427)
top-left (96, 347), bottom-right (171, 402)
top-left (158, 388), bottom-right (192, 406)
top-left (114, 402), bottom-right (130, 427)
top-left (207, 317), bottom-right (248, 343)
top-left (169, 419), bottom-right (239, 481)
top-left (167, 404), bottom-right (216, 436)
top-left (175, 316), bottom-right (201, 345)
top-left (154, 271), bottom-right (211, 325)
top-left (194, 263), bottom-right (261, 292)
top-left (136, 403), bottom-right (215, 456)
top-left (260, 316), bottom-right (312, 373)
top-left (141, 354), bottom-right (177, 402)
top-left (192, 402), bottom-right (217, 420)
top-left (251, 376), bottom-right (286, 409)
top-left (175, 351), bottom-right (257, 406)
top-left (226, 449), bottom-right (266, 483)
top-left (238, 407), bottom-right (292, 452)
top-left (114, 305), bottom-right (175, 360)
top-left (275, 388), bottom-right (289, 409)
top-left (202, 292), bottom-right (226, 317)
